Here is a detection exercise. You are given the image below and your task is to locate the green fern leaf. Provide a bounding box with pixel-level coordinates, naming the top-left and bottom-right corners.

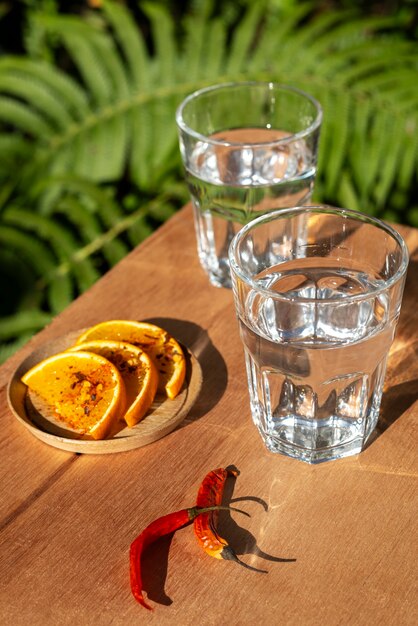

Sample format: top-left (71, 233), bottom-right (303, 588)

top-left (317, 89), bottom-right (350, 198)
top-left (199, 17), bottom-right (227, 79)
top-left (4, 207), bottom-right (78, 260)
top-left (361, 111), bottom-right (389, 203)
top-left (102, 0), bottom-right (150, 89)
top-left (3, 207), bottom-right (100, 292)
top-left (304, 15), bottom-right (404, 62)
top-left (276, 9), bottom-right (355, 72)
top-left (31, 174), bottom-right (130, 264)
top-left (48, 272), bottom-right (73, 314)
top-left (398, 121), bottom-right (418, 191)
top-left (72, 116), bottom-right (128, 182)
top-left (0, 96), bottom-right (54, 138)
top-left (126, 215), bottom-right (153, 247)
top-left (37, 16), bottom-right (114, 105)
top-left (338, 172), bottom-right (362, 213)
top-left (141, 3), bottom-right (176, 85)
top-left (0, 57), bottom-right (90, 118)
top-left (374, 115), bottom-right (406, 208)
top-left (181, 7), bottom-right (210, 81)
top-left (0, 74), bottom-right (74, 131)
top-left (0, 310), bottom-right (53, 341)
top-left (129, 101), bottom-right (154, 189)
top-left (0, 332), bottom-right (37, 364)
top-left (54, 196), bottom-right (102, 243)
top-left (0, 225), bottom-right (56, 274)
top-left (226, 2), bottom-right (265, 74)
top-left (334, 42), bottom-right (417, 86)
top-left (348, 98), bottom-right (372, 199)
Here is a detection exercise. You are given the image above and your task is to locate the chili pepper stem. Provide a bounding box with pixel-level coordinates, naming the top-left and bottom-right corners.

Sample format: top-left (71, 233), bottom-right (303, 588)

top-left (191, 505), bottom-right (250, 518)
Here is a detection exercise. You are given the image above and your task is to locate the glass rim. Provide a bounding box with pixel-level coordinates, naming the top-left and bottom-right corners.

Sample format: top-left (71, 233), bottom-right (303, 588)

top-left (175, 81), bottom-right (323, 147)
top-left (228, 205), bottom-right (409, 304)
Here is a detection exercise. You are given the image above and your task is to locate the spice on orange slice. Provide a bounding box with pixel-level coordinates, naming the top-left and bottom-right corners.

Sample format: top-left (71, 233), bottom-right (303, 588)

top-left (69, 340), bottom-right (158, 427)
top-left (75, 320), bottom-right (186, 400)
top-left (21, 350), bottom-right (126, 440)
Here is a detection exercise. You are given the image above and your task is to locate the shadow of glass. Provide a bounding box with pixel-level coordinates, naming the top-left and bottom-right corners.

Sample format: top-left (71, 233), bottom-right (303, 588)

top-left (145, 317), bottom-right (228, 421)
top-left (366, 256), bottom-right (418, 442)
top-left (396, 257), bottom-right (418, 343)
top-left (377, 378), bottom-right (418, 434)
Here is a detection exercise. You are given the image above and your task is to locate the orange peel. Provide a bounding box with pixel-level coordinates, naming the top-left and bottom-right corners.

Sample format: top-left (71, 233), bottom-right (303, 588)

top-left (21, 350), bottom-right (126, 439)
top-left (69, 340), bottom-right (158, 427)
top-left (76, 320), bottom-right (186, 399)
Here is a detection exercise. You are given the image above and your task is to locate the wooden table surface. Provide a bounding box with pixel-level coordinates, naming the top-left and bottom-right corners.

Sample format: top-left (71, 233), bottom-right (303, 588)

top-left (0, 205), bottom-right (417, 626)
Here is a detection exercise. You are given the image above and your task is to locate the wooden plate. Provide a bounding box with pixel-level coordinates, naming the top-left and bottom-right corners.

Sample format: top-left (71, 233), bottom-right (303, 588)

top-left (7, 330), bottom-right (202, 454)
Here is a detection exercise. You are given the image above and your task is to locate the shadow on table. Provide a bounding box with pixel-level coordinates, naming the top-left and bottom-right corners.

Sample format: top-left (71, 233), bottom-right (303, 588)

top-left (146, 317), bottom-right (228, 422)
top-left (223, 466), bottom-right (296, 570)
top-left (370, 258), bottom-right (418, 439)
top-left (140, 464), bottom-right (295, 609)
top-left (396, 257), bottom-right (418, 345)
top-left (376, 377), bottom-right (418, 436)
top-left (141, 532), bottom-right (175, 607)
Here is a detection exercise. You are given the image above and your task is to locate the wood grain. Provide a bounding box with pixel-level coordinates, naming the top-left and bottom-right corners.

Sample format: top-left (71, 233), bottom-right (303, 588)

top-left (0, 205), bottom-right (417, 626)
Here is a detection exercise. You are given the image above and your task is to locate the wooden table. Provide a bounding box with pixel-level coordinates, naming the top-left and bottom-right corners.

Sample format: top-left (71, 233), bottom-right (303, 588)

top-left (1, 205), bottom-right (417, 625)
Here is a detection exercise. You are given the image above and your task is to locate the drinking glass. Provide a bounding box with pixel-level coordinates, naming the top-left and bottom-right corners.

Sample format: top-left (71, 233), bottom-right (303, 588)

top-left (176, 82), bottom-right (322, 288)
top-left (229, 206), bottom-right (409, 463)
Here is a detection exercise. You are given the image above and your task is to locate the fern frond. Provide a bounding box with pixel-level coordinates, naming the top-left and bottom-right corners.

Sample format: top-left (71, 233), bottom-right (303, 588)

top-left (0, 0), bottom-right (417, 362)
top-left (3, 207), bottom-right (100, 291)
top-left (54, 196), bottom-right (102, 243)
top-left (0, 224), bottom-right (56, 274)
top-left (0, 57), bottom-right (90, 118)
top-left (181, 5), bottom-right (210, 81)
top-left (249, 1), bottom-right (314, 71)
top-left (0, 332), bottom-right (36, 363)
top-left (0, 310), bottom-right (53, 341)
top-left (226, 2), bottom-right (265, 74)
top-left (47, 272), bottom-right (74, 314)
top-left (338, 172), bottom-right (362, 212)
top-left (102, 0), bottom-right (150, 89)
top-left (374, 115), bottom-right (406, 208)
top-left (0, 74), bottom-right (74, 130)
top-left (0, 95), bottom-right (54, 137)
top-left (31, 174), bottom-right (130, 262)
top-left (199, 17), bottom-right (227, 79)
top-left (141, 2), bottom-right (177, 85)
top-left (276, 9), bottom-right (356, 72)
top-left (398, 123), bottom-right (418, 191)
top-left (35, 15), bottom-right (116, 105)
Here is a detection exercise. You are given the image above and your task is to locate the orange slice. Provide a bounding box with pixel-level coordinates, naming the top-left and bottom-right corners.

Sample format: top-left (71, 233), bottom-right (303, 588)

top-left (69, 340), bottom-right (158, 427)
top-left (75, 320), bottom-right (186, 400)
top-left (21, 351), bottom-right (126, 440)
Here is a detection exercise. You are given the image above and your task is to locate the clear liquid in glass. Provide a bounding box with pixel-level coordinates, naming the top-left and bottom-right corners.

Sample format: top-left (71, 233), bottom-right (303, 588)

top-left (238, 258), bottom-right (396, 463)
top-left (186, 128), bottom-right (316, 287)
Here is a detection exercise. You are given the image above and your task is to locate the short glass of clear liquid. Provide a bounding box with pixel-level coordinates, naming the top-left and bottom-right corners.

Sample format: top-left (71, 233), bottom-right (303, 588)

top-left (176, 82), bottom-right (322, 288)
top-left (228, 206), bottom-right (409, 463)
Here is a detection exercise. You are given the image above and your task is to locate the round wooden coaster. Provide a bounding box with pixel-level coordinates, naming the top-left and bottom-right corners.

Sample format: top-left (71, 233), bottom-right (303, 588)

top-left (7, 329), bottom-right (202, 454)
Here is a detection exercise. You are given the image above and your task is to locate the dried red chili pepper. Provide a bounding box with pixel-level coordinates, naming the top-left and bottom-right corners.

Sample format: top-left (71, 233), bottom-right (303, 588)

top-left (130, 504), bottom-right (245, 610)
top-left (194, 467), bottom-right (266, 572)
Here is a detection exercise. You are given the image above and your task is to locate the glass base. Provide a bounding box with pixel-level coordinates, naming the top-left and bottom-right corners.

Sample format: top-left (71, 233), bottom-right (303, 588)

top-left (208, 272), bottom-right (232, 289)
top-left (200, 257), bottom-right (232, 288)
top-left (263, 433), bottom-right (366, 463)
top-left (258, 417), bottom-right (376, 464)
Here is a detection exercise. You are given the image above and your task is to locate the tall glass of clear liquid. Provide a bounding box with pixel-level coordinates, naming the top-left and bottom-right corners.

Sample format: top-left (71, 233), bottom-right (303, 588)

top-left (176, 82), bottom-right (322, 288)
top-left (229, 206), bottom-right (409, 463)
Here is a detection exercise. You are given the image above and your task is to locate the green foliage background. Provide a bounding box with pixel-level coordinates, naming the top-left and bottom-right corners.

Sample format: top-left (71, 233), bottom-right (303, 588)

top-left (0, 0), bottom-right (417, 362)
